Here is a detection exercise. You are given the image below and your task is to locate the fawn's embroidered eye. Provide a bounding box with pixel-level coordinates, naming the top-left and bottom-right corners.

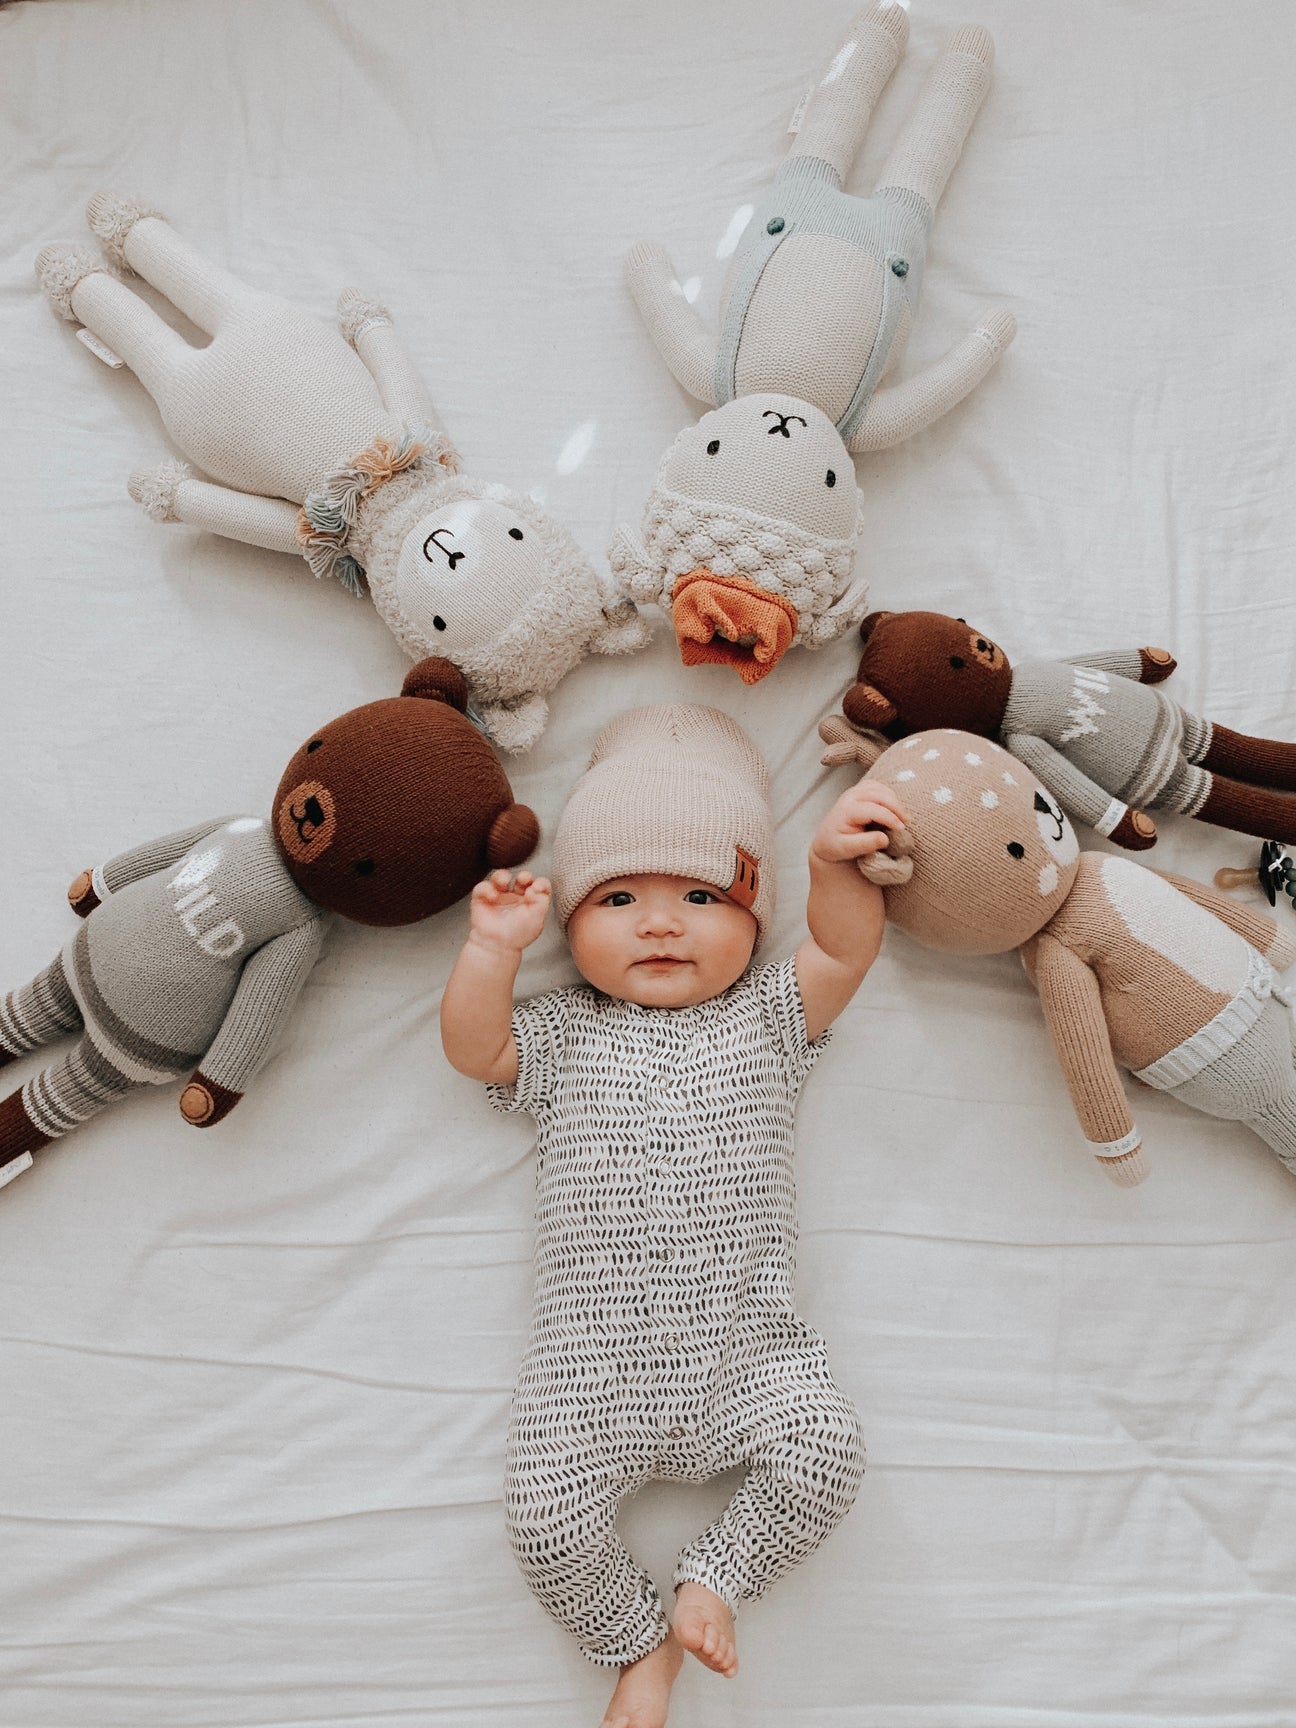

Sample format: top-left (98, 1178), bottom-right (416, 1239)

top-left (1007, 842), bottom-right (1025, 859)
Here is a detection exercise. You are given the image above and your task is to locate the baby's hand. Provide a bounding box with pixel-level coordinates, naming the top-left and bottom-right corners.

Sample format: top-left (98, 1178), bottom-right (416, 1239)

top-left (469, 870), bottom-right (552, 954)
top-left (811, 777), bottom-right (909, 865)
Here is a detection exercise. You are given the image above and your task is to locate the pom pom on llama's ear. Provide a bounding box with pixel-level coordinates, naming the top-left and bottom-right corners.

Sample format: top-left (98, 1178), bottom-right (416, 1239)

top-left (818, 713), bottom-right (888, 770)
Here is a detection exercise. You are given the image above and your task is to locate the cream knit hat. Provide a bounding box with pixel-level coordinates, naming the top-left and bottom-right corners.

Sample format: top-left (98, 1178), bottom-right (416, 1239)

top-left (552, 704), bottom-right (775, 944)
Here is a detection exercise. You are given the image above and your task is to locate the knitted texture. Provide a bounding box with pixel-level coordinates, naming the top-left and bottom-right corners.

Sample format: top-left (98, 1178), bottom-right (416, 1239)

top-left (846, 611), bottom-right (1296, 843)
top-left (489, 960), bottom-right (861, 1663)
top-left (296, 427), bottom-right (450, 594)
top-left (33, 243), bottom-right (107, 322)
top-left (86, 191), bottom-right (166, 269)
top-left (552, 704), bottom-right (775, 942)
top-left (820, 720), bottom-right (1296, 1181)
top-left (355, 466), bottom-right (651, 753)
top-left (128, 459), bottom-right (191, 523)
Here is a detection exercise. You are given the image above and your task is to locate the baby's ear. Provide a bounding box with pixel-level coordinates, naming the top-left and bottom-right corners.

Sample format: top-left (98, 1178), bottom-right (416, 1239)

top-left (842, 680), bottom-right (898, 731)
top-left (857, 825), bottom-right (915, 886)
top-left (818, 713), bottom-right (887, 769)
top-left (402, 657), bottom-right (469, 710)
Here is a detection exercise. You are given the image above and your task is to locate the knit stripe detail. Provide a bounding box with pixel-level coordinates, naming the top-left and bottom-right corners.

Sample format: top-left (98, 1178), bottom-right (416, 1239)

top-left (1095, 1146), bottom-right (1149, 1187)
top-left (67, 927), bottom-right (201, 1081)
top-left (1136, 947), bottom-right (1273, 1090)
top-left (91, 862), bottom-right (110, 903)
top-left (1093, 797), bottom-right (1127, 838)
top-left (0, 956), bottom-right (79, 1055)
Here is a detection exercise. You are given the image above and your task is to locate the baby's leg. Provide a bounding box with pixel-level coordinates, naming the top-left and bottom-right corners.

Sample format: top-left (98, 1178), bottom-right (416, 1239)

top-left (0, 955), bottom-right (82, 1066)
top-left (505, 1433), bottom-right (670, 1669)
top-left (674, 1379), bottom-right (864, 1636)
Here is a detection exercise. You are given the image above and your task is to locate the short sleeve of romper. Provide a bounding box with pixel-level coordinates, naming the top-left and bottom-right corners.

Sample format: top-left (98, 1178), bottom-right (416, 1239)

top-left (485, 986), bottom-right (583, 1118)
top-left (746, 955), bottom-right (831, 1093)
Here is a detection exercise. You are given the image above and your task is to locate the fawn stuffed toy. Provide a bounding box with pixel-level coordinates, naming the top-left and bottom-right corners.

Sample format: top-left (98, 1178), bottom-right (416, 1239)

top-left (36, 195), bottom-right (650, 751)
top-left (842, 609), bottom-right (1296, 847)
top-left (0, 660), bottom-right (538, 1190)
top-left (611, 2), bottom-right (1014, 683)
top-left (819, 716), bottom-right (1296, 1185)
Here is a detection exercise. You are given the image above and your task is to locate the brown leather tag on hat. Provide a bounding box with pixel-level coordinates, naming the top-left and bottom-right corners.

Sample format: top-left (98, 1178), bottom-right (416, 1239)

top-left (728, 845), bottom-right (760, 909)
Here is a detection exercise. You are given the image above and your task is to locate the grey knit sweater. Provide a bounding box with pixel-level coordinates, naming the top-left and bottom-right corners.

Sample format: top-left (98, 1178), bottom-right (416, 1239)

top-left (73, 816), bottom-right (326, 1090)
top-left (1000, 651), bottom-right (1198, 836)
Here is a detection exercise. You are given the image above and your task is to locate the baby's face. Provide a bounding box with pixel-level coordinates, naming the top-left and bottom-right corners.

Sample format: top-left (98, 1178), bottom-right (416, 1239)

top-left (567, 873), bottom-right (757, 1008)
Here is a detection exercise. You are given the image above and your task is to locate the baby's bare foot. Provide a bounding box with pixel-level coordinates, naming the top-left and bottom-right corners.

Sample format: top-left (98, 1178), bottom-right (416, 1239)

top-left (599, 1631), bottom-right (684, 1728)
top-left (673, 1581), bottom-right (738, 1678)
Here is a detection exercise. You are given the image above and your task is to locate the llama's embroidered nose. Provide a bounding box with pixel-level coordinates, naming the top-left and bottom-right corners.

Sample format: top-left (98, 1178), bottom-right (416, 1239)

top-left (761, 409), bottom-right (808, 439)
top-left (671, 570), bottom-right (798, 684)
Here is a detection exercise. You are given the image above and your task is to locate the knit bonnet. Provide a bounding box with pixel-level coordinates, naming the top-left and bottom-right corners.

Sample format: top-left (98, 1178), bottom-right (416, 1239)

top-left (552, 703), bottom-right (775, 945)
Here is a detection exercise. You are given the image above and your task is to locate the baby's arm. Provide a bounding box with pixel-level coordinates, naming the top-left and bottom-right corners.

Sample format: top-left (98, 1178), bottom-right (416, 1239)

top-left (440, 871), bottom-right (552, 1084)
top-left (796, 778), bottom-right (909, 1041)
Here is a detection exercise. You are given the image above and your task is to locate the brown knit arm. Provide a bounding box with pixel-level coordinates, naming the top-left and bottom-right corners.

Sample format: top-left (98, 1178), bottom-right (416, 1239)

top-left (1152, 870), bottom-right (1292, 965)
top-left (1030, 933), bottom-right (1147, 1185)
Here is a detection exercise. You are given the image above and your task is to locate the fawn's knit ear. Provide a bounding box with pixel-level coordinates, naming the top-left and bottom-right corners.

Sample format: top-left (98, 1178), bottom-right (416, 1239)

top-left (401, 657), bottom-right (469, 710)
top-left (817, 714), bottom-right (886, 770)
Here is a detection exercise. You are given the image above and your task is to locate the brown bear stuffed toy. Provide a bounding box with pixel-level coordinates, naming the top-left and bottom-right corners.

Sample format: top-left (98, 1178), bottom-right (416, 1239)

top-left (0, 658), bottom-right (538, 1188)
top-left (841, 610), bottom-right (1296, 850)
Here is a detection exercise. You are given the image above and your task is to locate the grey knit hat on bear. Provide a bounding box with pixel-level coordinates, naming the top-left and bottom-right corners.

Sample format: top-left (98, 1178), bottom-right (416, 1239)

top-left (552, 703), bottom-right (775, 945)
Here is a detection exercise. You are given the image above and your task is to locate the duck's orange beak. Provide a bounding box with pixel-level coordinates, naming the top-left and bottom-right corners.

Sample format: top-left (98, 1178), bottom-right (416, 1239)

top-left (670, 569), bottom-right (798, 685)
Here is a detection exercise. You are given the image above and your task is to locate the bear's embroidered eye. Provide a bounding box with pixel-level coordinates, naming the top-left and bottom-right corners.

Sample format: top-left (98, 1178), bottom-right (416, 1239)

top-left (949, 656), bottom-right (965, 669)
top-left (1007, 842), bottom-right (1025, 859)
top-left (825, 469), bottom-right (836, 488)
top-left (306, 739), bottom-right (323, 753)
top-left (508, 527), bottom-right (524, 541)
top-left (354, 858), bottom-right (375, 876)
top-left (706, 439), bottom-right (720, 455)
top-left (433, 616), bottom-right (447, 632)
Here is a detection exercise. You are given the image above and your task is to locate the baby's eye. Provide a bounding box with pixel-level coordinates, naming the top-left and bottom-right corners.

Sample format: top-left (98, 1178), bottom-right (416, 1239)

top-left (684, 889), bottom-right (717, 905)
top-left (602, 891), bottom-right (634, 907)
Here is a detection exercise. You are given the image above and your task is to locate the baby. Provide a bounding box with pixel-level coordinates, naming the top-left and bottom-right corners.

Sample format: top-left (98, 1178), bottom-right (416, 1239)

top-left (441, 704), bottom-right (906, 1728)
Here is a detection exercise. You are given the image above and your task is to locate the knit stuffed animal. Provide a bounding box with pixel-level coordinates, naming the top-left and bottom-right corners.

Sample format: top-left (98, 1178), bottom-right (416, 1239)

top-left (842, 609), bottom-right (1296, 848)
top-left (819, 717), bottom-right (1296, 1185)
top-left (610, 2), bottom-right (1014, 684)
top-left (0, 659), bottom-right (538, 1190)
top-left (35, 195), bottom-right (650, 751)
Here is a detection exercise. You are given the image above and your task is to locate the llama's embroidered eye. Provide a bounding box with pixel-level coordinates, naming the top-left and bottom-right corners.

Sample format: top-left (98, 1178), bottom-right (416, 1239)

top-left (825, 469), bottom-right (836, 487)
top-left (508, 527), bottom-right (524, 541)
top-left (433, 615), bottom-right (447, 632)
top-left (1007, 842), bottom-right (1025, 859)
top-left (706, 439), bottom-right (720, 455)
top-left (949, 656), bottom-right (965, 669)
top-left (306, 739), bottom-right (323, 753)
top-left (354, 858), bottom-right (375, 876)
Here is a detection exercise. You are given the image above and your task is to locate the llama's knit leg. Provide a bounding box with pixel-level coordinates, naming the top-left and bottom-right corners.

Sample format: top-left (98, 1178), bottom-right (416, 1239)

top-left (90, 197), bottom-right (250, 335)
top-left (1198, 723), bottom-right (1296, 793)
top-left (788, 1), bottom-right (909, 183)
top-left (1196, 775), bottom-right (1296, 843)
top-left (56, 269), bottom-right (191, 402)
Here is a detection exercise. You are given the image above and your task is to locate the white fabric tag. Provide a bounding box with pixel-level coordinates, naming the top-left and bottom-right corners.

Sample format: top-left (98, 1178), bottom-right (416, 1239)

top-left (787, 86), bottom-right (813, 134)
top-left (0, 1152), bottom-right (33, 1189)
top-left (76, 328), bottom-right (124, 368)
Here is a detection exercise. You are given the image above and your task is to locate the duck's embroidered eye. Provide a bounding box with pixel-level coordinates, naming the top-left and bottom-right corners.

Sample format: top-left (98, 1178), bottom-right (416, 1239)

top-left (306, 739), bottom-right (323, 753)
top-left (1007, 842), bottom-right (1025, 859)
top-left (825, 469), bottom-right (836, 488)
top-left (949, 656), bottom-right (965, 669)
top-left (508, 527), bottom-right (524, 541)
top-left (433, 615), bottom-right (447, 632)
top-left (706, 439), bottom-right (720, 455)
top-left (354, 858), bottom-right (375, 876)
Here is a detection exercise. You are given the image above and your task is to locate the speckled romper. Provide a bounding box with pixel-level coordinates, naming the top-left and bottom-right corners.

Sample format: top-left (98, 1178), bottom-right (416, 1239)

top-left (488, 958), bottom-right (865, 1666)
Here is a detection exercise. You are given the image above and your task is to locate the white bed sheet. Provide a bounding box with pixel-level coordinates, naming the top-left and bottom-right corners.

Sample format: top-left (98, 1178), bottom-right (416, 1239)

top-left (2, 1), bottom-right (1295, 1722)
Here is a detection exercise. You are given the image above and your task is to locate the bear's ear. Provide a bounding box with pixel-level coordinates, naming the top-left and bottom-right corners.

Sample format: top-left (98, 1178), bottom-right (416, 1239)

top-left (857, 610), bottom-right (892, 646)
top-left (402, 657), bottom-right (469, 710)
top-left (486, 804), bottom-right (540, 870)
top-left (842, 680), bottom-right (898, 731)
